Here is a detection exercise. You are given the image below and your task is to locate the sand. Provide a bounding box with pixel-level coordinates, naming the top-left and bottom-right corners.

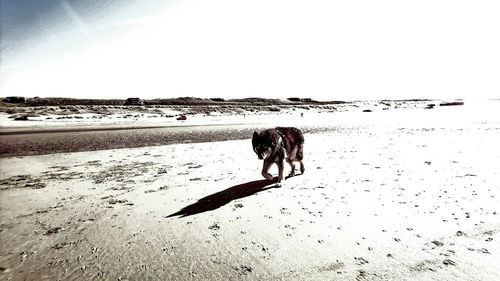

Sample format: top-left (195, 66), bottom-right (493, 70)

top-left (1, 102), bottom-right (499, 280)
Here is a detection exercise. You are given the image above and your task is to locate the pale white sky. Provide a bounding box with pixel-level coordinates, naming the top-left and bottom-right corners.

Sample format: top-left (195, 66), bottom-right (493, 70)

top-left (1, 0), bottom-right (499, 101)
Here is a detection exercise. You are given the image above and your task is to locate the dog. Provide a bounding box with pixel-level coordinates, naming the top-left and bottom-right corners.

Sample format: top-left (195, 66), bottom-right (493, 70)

top-left (252, 127), bottom-right (304, 182)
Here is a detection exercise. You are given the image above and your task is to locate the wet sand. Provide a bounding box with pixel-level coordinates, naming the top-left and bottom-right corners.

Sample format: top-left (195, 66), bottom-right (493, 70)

top-left (0, 124), bottom-right (262, 157)
top-left (1, 105), bottom-right (500, 280)
top-left (0, 123), bottom-right (346, 157)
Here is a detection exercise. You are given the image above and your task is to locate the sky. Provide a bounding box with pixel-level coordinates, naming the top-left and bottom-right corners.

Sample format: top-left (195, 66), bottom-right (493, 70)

top-left (1, 0), bottom-right (499, 101)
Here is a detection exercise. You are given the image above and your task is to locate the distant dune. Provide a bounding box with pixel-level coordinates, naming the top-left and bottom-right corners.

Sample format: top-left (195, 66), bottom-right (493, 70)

top-left (1, 97), bottom-right (350, 107)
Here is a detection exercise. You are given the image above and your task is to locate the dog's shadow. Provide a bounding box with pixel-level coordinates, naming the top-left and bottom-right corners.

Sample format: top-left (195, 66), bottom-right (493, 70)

top-left (166, 176), bottom-right (297, 218)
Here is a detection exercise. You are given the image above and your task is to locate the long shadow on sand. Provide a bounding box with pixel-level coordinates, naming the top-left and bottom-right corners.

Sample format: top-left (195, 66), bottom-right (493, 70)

top-left (166, 178), bottom-right (283, 218)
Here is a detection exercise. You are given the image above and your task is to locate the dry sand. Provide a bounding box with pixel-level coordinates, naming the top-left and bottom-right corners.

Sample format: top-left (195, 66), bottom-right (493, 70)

top-left (1, 102), bottom-right (500, 280)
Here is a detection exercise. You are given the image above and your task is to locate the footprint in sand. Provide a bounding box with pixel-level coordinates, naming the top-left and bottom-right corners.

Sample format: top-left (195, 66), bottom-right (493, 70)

top-left (45, 226), bottom-right (64, 236)
top-left (442, 259), bottom-right (456, 266)
top-left (233, 265), bottom-right (253, 275)
top-left (208, 222), bottom-right (220, 230)
top-left (354, 257), bottom-right (369, 265)
top-left (431, 240), bottom-right (444, 247)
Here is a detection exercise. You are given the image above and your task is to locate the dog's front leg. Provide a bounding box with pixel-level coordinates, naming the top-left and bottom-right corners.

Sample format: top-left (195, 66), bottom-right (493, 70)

top-left (276, 160), bottom-right (284, 182)
top-left (261, 159), bottom-right (274, 180)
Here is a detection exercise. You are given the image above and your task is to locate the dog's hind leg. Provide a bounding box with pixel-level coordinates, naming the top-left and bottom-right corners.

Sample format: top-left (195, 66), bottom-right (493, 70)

top-left (296, 143), bottom-right (304, 161)
top-left (261, 159), bottom-right (274, 180)
top-left (297, 143), bottom-right (305, 174)
top-left (286, 158), bottom-right (295, 177)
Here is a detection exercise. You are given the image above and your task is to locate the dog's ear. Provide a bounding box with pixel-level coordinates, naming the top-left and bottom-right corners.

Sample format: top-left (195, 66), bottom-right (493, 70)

top-left (253, 131), bottom-right (258, 139)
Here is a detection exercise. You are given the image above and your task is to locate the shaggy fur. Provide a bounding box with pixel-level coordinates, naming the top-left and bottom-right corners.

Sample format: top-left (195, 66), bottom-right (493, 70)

top-left (252, 127), bottom-right (305, 182)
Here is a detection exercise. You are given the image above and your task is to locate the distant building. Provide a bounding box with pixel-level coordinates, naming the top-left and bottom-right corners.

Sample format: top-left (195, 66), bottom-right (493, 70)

top-left (3, 96), bottom-right (26, 103)
top-left (124, 98), bottom-right (143, 106)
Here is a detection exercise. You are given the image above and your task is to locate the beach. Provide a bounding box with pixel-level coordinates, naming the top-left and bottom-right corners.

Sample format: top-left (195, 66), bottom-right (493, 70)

top-left (1, 101), bottom-right (499, 280)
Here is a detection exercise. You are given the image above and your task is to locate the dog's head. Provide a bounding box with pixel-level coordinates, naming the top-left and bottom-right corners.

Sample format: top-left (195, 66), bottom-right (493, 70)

top-left (252, 130), bottom-right (278, 160)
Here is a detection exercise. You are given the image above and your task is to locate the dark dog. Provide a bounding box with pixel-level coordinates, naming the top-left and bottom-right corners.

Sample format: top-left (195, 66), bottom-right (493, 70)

top-left (252, 127), bottom-right (304, 182)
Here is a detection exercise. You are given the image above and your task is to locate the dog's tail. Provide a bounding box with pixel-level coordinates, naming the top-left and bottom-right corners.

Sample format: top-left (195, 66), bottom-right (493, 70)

top-left (296, 142), bottom-right (304, 161)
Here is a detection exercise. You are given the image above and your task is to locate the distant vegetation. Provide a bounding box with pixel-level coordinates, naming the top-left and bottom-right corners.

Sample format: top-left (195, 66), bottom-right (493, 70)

top-left (1, 97), bottom-right (347, 107)
top-left (9, 98), bottom-right (125, 107)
